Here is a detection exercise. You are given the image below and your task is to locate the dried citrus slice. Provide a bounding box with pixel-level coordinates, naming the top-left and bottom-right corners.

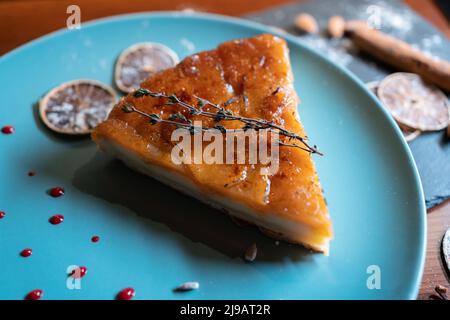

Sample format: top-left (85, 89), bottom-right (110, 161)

top-left (366, 80), bottom-right (421, 142)
top-left (39, 80), bottom-right (116, 135)
top-left (443, 228), bottom-right (450, 274)
top-left (378, 72), bottom-right (450, 131)
top-left (115, 42), bottom-right (179, 93)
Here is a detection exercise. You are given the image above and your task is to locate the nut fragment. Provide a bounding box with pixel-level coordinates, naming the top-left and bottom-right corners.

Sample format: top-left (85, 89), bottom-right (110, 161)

top-left (244, 243), bottom-right (257, 262)
top-left (328, 16), bottom-right (345, 38)
top-left (174, 281), bottom-right (200, 292)
top-left (294, 13), bottom-right (318, 34)
top-left (435, 285), bottom-right (448, 294)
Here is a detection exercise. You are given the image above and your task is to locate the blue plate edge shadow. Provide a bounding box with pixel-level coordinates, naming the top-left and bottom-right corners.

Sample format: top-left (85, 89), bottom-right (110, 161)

top-left (0, 11), bottom-right (427, 300)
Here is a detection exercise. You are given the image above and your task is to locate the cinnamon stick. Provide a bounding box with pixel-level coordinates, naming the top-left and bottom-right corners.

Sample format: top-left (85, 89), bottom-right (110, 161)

top-left (346, 21), bottom-right (450, 92)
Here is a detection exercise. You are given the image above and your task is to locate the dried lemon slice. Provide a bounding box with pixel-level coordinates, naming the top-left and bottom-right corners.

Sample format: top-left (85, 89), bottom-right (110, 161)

top-left (39, 80), bottom-right (116, 135)
top-left (366, 80), bottom-right (421, 142)
top-left (115, 42), bottom-right (179, 93)
top-left (378, 73), bottom-right (450, 131)
top-left (443, 228), bottom-right (450, 274)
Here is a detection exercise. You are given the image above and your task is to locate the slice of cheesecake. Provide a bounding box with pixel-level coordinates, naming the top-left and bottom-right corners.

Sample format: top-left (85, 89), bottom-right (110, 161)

top-left (92, 34), bottom-right (333, 254)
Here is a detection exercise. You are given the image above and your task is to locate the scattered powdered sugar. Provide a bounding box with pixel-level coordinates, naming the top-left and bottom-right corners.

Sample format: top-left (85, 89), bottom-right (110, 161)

top-left (421, 34), bottom-right (442, 48)
top-left (70, 52), bottom-right (78, 61)
top-left (82, 37), bottom-right (93, 48)
top-left (360, 3), bottom-right (413, 35)
top-left (299, 36), bottom-right (356, 67)
top-left (46, 96), bottom-right (111, 131)
top-left (357, 0), bottom-right (445, 61)
top-left (180, 37), bottom-right (196, 54)
top-left (98, 58), bottom-right (109, 70)
top-left (293, 1), bottom-right (446, 67)
top-left (359, 1), bottom-right (446, 58)
top-left (140, 20), bottom-right (150, 29)
top-left (273, 9), bottom-right (288, 21)
top-left (412, 34), bottom-right (445, 60)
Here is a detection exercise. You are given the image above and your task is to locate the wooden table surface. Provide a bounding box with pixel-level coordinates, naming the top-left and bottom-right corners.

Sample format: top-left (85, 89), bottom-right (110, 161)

top-left (1, 0), bottom-right (449, 300)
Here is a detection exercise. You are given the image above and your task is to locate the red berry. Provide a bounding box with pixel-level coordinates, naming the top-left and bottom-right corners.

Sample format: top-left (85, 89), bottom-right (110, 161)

top-left (28, 171), bottom-right (36, 176)
top-left (0, 211), bottom-right (5, 219)
top-left (70, 266), bottom-right (87, 278)
top-left (91, 235), bottom-right (100, 243)
top-left (1, 125), bottom-right (15, 134)
top-left (25, 289), bottom-right (43, 300)
top-left (49, 214), bottom-right (64, 225)
top-left (49, 187), bottom-right (64, 197)
top-left (117, 287), bottom-right (135, 300)
top-left (20, 248), bottom-right (32, 257)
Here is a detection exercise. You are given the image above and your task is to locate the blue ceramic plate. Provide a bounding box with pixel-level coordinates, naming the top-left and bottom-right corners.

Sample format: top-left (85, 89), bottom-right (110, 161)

top-left (0, 12), bottom-right (426, 300)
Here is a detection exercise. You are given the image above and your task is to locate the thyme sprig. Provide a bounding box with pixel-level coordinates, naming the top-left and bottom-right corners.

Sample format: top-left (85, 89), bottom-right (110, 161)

top-left (122, 88), bottom-right (323, 155)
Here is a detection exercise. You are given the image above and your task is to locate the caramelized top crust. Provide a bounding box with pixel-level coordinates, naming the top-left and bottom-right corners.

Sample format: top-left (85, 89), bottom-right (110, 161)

top-left (93, 34), bottom-right (332, 236)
